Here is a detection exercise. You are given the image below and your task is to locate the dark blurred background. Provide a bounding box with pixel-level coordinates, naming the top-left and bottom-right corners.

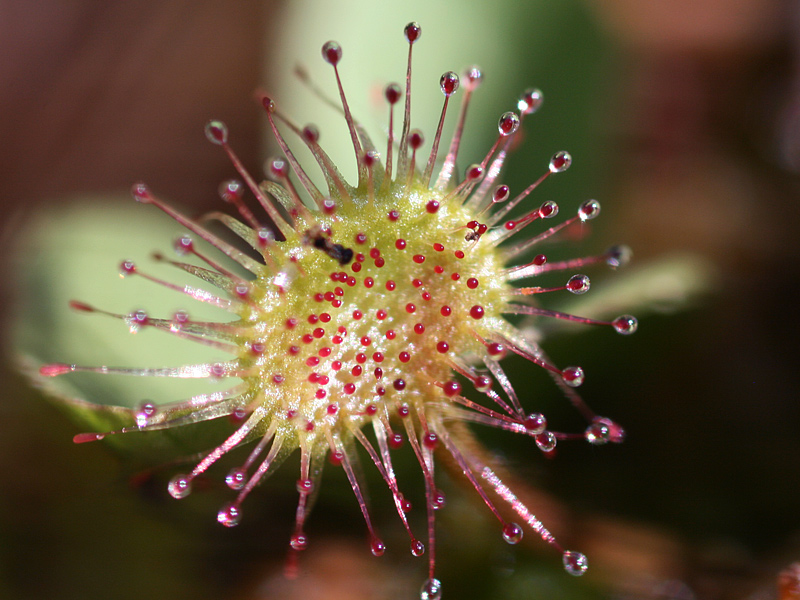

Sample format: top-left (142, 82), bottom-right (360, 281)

top-left (1, 1), bottom-right (799, 599)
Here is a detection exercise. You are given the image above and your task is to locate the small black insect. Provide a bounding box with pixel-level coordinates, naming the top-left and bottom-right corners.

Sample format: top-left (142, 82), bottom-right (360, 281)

top-left (304, 228), bottom-right (354, 265)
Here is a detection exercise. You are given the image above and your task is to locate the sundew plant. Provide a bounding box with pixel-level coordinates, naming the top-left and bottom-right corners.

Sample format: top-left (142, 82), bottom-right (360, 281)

top-left (39, 22), bottom-right (636, 599)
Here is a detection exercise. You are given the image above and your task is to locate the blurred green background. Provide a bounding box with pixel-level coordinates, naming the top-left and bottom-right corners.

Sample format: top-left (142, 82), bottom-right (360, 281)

top-left (2, 1), bottom-right (799, 598)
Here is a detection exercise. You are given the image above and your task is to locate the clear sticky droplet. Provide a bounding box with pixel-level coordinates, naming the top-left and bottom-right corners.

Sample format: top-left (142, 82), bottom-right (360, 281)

top-left (126, 309), bottom-right (149, 334)
top-left (302, 124), bottom-right (320, 144)
top-left (539, 200), bottom-right (559, 219)
top-left (410, 539), bottom-right (425, 557)
top-left (225, 468), bottom-right (247, 490)
top-left (174, 235), bottom-right (193, 255)
top-left (363, 150), bottom-right (380, 167)
top-left (218, 179), bottom-right (244, 202)
top-left (605, 245), bottom-right (632, 269)
top-left (420, 578), bottom-right (442, 600)
top-left (487, 342), bottom-right (507, 359)
top-left (498, 112), bottom-right (520, 136)
top-left (370, 537), bottom-right (385, 557)
top-left (167, 474), bottom-right (192, 499)
top-left (440, 71), bottom-right (459, 96)
top-left (492, 185), bottom-right (510, 204)
top-left (563, 550), bottom-right (588, 576)
top-left (404, 22), bottom-right (421, 44)
top-left (409, 129), bottom-right (425, 150)
top-left (463, 65), bottom-right (483, 90)
top-left (474, 375), bottom-right (492, 393)
top-left (385, 83), bottom-right (402, 105)
top-left (502, 522), bottom-right (523, 544)
top-left (131, 182), bottom-right (151, 203)
top-left (584, 420), bottom-right (611, 445)
top-left (518, 88), bottom-right (543, 114)
top-left (432, 489), bottom-right (446, 510)
top-left (296, 478), bottom-right (313, 494)
top-left (217, 503), bottom-right (241, 527)
top-left (612, 315), bottom-right (638, 335)
top-left (321, 41), bottom-right (342, 65)
top-left (567, 274), bottom-right (591, 295)
top-left (135, 402), bottom-right (157, 428)
top-left (594, 417), bottom-right (626, 443)
top-left (465, 164), bottom-right (483, 181)
top-left (170, 310), bottom-right (189, 332)
top-left (578, 199), bottom-right (601, 221)
top-left (549, 151), bottom-right (572, 173)
top-left (119, 260), bottom-right (136, 276)
top-left (267, 157), bottom-right (288, 180)
top-left (290, 533), bottom-right (308, 551)
top-left (257, 228), bottom-right (275, 247)
top-left (204, 120), bottom-right (228, 145)
top-left (561, 366), bottom-right (585, 387)
top-left (523, 412), bottom-right (547, 434)
top-left (535, 431), bottom-right (557, 452)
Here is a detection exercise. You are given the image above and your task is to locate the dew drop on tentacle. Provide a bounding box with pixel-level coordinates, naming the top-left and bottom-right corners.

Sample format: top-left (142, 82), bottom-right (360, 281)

top-left (404, 21), bottom-right (421, 43)
top-left (539, 200), bottom-right (559, 219)
top-left (535, 431), bottom-right (557, 452)
top-left (463, 65), bottom-right (482, 90)
top-left (409, 130), bottom-right (425, 150)
top-left (204, 120), bottom-right (229, 145)
top-left (119, 259), bottom-right (137, 276)
top-left (502, 522), bottom-right (524, 544)
top-left (605, 244), bottom-right (633, 269)
top-left (561, 366), bottom-right (585, 388)
top-left (549, 150), bottom-right (572, 173)
top-left (612, 315), bottom-right (638, 335)
top-left (578, 199), bottom-right (601, 221)
top-left (466, 164), bottom-right (483, 181)
top-left (267, 157), bottom-right (289, 180)
top-left (432, 489), bottom-right (446, 511)
top-left (439, 71), bottom-right (459, 96)
top-left (598, 418), bottom-right (626, 443)
top-left (385, 83), bottom-right (402, 104)
top-left (321, 40), bottom-right (342, 65)
top-left (493, 185), bottom-right (510, 204)
top-left (363, 149), bottom-right (379, 167)
top-left (562, 550), bottom-right (589, 576)
top-left (584, 419), bottom-right (611, 445)
top-left (131, 182), bottom-right (152, 203)
top-left (420, 578), bottom-right (442, 600)
top-left (498, 112), bottom-right (520, 136)
top-left (523, 412), bottom-right (547, 434)
top-left (370, 537), bottom-right (386, 557)
top-left (225, 468), bottom-right (247, 490)
top-left (486, 342), bottom-right (506, 359)
top-left (290, 533), bottom-right (308, 551)
top-left (217, 503), bottom-right (241, 527)
top-left (167, 474), bottom-right (192, 499)
top-left (518, 88), bottom-right (543, 115)
top-left (566, 274), bottom-right (590, 295)
top-left (125, 309), bottom-right (149, 333)
top-left (302, 124), bottom-right (320, 144)
top-left (218, 179), bottom-right (244, 202)
top-left (135, 402), bottom-right (157, 428)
